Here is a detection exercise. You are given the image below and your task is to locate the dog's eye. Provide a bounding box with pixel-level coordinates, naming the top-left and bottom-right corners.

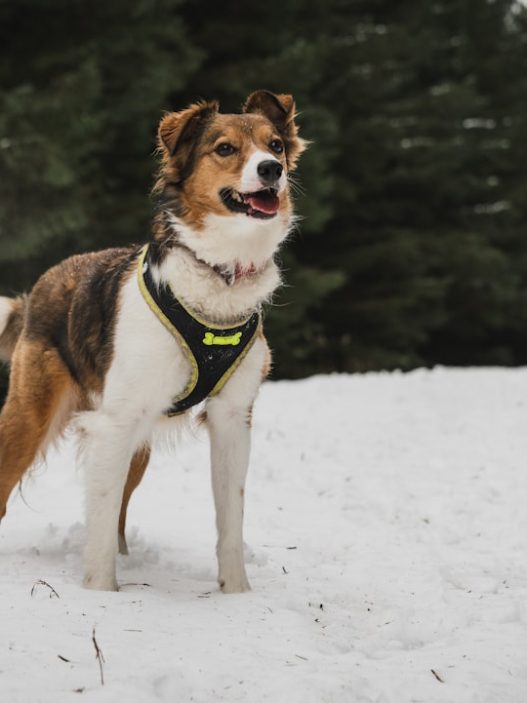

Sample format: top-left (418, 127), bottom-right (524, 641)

top-left (215, 143), bottom-right (236, 157)
top-left (269, 139), bottom-right (284, 154)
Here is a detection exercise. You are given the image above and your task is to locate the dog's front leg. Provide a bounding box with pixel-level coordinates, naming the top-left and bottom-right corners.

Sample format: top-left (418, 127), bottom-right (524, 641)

top-left (80, 411), bottom-right (138, 591)
top-left (207, 397), bottom-right (252, 593)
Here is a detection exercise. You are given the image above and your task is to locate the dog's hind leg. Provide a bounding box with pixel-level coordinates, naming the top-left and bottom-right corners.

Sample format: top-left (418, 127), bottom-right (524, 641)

top-left (0, 341), bottom-right (75, 521)
top-left (118, 445), bottom-right (150, 555)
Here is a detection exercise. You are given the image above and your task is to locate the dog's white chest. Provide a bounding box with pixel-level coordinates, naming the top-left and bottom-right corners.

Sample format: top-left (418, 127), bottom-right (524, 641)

top-left (103, 275), bottom-right (191, 420)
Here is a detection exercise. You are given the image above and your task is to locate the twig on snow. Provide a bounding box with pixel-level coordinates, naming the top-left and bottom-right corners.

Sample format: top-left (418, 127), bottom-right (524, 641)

top-left (431, 669), bottom-right (444, 683)
top-left (92, 627), bottom-right (105, 686)
top-left (30, 579), bottom-right (60, 599)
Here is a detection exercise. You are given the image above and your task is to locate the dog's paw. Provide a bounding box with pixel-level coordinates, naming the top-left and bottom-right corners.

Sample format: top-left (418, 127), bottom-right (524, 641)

top-left (83, 573), bottom-right (118, 592)
top-left (219, 574), bottom-right (251, 594)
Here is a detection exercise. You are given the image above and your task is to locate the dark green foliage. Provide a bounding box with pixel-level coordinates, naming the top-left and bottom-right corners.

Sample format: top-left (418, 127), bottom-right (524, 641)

top-left (2, 0), bottom-right (527, 389)
top-left (0, 0), bottom-right (199, 286)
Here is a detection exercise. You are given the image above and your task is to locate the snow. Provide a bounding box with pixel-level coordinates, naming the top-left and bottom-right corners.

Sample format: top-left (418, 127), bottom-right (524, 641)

top-left (1, 367), bottom-right (526, 702)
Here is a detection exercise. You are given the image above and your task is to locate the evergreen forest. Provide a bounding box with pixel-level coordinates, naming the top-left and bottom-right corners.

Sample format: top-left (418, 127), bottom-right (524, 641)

top-left (2, 0), bottom-right (527, 383)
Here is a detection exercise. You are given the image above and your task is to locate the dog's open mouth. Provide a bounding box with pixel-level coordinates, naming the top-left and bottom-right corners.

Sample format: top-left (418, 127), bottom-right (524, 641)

top-left (220, 187), bottom-right (279, 219)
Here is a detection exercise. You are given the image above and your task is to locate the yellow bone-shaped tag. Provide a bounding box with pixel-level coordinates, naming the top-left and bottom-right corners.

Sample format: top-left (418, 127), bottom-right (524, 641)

top-left (203, 331), bottom-right (242, 346)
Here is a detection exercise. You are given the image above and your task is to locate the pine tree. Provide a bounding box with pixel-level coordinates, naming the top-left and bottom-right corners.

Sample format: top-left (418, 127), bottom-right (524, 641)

top-left (2, 0), bottom-right (527, 387)
top-left (278, 0), bottom-right (527, 373)
top-left (0, 0), bottom-right (199, 397)
top-left (0, 0), bottom-right (199, 291)
top-left (177, 0), bottom-right (349, 377)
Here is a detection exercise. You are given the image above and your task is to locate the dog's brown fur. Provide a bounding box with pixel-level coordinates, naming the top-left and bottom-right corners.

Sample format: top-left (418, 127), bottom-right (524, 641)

top-left (151, 91), bottom-right (305, 241)
top-left (0, 248), bottom-right (141, 550)
top-left (0, 296), bottom-right (27, 362)
top-left (0, 90), bottom-right (305, 562)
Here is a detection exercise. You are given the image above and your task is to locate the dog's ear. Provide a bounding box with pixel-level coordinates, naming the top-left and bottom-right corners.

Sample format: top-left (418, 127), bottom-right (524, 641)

top-left (243, 90), bottom-right (307, 170)
top-left (158, 100), bottom-right (219, 157)
top-left (243, 90), bottom-right (294, 130)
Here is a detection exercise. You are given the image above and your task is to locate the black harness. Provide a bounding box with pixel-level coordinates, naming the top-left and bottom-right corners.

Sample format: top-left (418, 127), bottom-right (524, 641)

top-left (138, 247), bottom-right (260, 416)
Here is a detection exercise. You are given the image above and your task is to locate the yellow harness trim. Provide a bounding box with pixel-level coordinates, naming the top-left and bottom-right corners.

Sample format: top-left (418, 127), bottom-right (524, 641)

top-left (137, 245), bottom-right (199, 408)
top-left (137, 244), bottom-right (261, 412)
top-left (208, 323), bottom-right (260, 398)
top-left (176, 293), bottom-right (253, 330)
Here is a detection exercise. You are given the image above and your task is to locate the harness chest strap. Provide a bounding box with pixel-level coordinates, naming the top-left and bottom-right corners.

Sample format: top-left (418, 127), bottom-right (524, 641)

top-left (137, 246), bottom-right (261, 416)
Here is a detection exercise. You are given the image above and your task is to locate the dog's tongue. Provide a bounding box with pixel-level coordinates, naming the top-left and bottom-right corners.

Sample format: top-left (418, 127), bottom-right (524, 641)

top-left (246, 191), bottom-right (279, 215)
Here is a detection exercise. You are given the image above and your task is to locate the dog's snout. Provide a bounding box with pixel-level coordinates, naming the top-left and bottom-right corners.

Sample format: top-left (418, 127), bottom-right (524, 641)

top-left (257, 159), bottom-right (283, 185)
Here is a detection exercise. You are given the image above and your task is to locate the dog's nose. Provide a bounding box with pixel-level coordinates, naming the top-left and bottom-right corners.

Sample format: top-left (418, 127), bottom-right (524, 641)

top-left (257, 159), bottom-right (283, 186)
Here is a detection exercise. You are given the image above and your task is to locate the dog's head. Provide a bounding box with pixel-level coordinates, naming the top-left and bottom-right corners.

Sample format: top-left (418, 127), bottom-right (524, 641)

top-left (154, 91), bottom-right (306, 271)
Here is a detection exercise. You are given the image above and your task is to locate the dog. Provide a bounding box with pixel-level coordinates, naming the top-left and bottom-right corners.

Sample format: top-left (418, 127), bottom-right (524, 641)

top-left (0, 90), bottom-right (306, 592)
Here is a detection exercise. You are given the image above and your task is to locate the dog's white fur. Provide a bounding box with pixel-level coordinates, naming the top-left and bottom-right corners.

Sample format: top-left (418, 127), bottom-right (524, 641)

top-left (0, 297), bottom-right (11, 335)
top-left (0, 92), bottom-right (303, 595)
top-left (161, 215), bottom-right (283, 320)
top-left (80, 203), bottom-right (291, 591)
top-left (239, 149), bottom-right (286, 194)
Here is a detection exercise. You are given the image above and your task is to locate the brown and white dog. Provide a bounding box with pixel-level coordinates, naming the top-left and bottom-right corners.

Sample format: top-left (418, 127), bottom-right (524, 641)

top-left (0, 90), bottom-right (305, 592)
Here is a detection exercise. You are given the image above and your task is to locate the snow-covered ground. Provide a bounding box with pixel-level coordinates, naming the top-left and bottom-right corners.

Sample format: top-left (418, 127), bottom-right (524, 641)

top-left (1, 368), bottom-right (526, 703)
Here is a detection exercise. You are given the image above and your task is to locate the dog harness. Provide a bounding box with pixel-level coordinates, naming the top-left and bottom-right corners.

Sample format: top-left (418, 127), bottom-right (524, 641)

top-left (137, 246), bottom-right (261, 416)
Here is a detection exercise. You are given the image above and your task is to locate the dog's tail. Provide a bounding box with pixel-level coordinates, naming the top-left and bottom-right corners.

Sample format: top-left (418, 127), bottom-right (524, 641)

top-left (0, 295), bottom-right (27, 363)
